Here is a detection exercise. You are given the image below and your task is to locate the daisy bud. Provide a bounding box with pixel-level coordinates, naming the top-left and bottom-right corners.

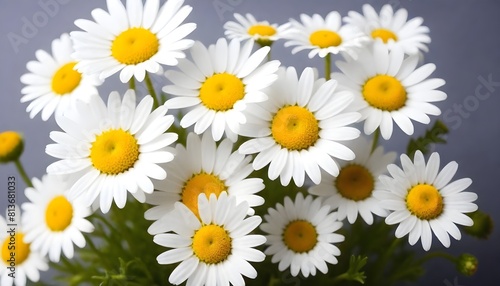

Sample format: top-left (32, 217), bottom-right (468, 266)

top-left (0, 131), bottom-right (24, 163)
top-left (456, 253), bottom-right (478, 276)
top-left (464, 210), bottom-right (494, 239)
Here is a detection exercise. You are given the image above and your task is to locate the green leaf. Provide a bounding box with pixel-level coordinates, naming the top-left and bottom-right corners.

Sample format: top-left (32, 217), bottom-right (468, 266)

top-left (347, 255), bottom-right (368, 284)
top-left (406, 120), bottom-right (448, 157)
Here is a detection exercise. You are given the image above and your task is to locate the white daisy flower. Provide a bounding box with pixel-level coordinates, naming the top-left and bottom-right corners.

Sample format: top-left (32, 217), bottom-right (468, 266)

top-left (163, 38), bottom-right (281, 142)
top-left (0, 215), bottom-right (48, 286)
top-left (154, 192), bottom-right (266, 286)
top-left (344, 4), bottom-right (431, 55)
top-left (374, 151), bottom-right (478, 251)
top-left (333, 41), bottom-right (446, 140)
top-left (21, 174), bottom-right (94, 262)
top-left (260, 193), bottom-right (344, 277)
top-left (239, 66), bottom-right (361, 187)
top-left (309, 136), bottom-right (396, 224)
top-left (20, 33), bottom-right (100, 121)
top-left (145, 131), bottom-right (265, 234)
top-left (224, 13), bottom-right (291, 46)
top-left (283, 11), bottom-right (369, 59)
top-left (71, 0), bottom-right (196, 83)
top-left (45, 90), bottom-right (178, 213)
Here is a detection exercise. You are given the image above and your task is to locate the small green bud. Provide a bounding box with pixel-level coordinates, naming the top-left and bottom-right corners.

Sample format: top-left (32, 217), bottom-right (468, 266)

top-left (464, 210), bottom-right (494, 239)
top-left (456, 253), bottom-right (478, 276)
top-left (0, 131), bottom-right (24, 163)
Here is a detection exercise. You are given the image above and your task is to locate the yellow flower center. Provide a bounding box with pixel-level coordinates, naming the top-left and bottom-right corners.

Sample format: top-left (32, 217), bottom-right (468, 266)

top-left (182, 173), bottom-right (226, 218)
top-left (283, 220), bottom-right (318, 253)
top-left (363, 75), bottom-right (407, 111)
top-left (192, 224), bottom-right (232, 264)
top-left (0, 131), bottom-right (23, 162)
top-left (90, 129), bottom-right (139, 175)
top-left (309, 30), bottom-right (342, 48)
top-left (45, 195), bottom-right (73, 231)
top-left (1, 233), bottom-right (30, 265)
top-left (406, 184), bottom-right (444, 220)
top-left (371, 28), bottom-right (398, 43)
top-left (51, 62), bottom-right (82, 95)
top-left (248, 24), bottom-right (276, 37)
top-left (271, 105), bottom-right (319, 150)
top-left (248, 24), bottom-right (277, 46)
top-left (336, 164), bottom-right (374, 201)
top-left (199, 73), bottom-right (245, 111)
top-left (111, 27), bottom-right (159, 65)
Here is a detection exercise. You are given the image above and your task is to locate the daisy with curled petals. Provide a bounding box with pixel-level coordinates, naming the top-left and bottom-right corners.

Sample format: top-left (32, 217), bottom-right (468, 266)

top-left (46, 90), bottom-right (178, 213)
top-left (71, 0), bottom-right (196, 83)
top-left (239, 66), bottom-right (361, 187)
top-left (154, 192), bottom-right (266, 286)
top-left (224, 13), bottom-right (291, 47)
top-left (344, 4), bottom-right (431, 55)
top-left (163, 38), bottom-right (280, 142)
top-left (260, 193), bottom-right (344, 277)
top-left (374, 151), bottom-right (478, 251)
top-left (20, 33), bottom-right (100, 121)
top-left (0, 215), bottom-right (48, 286)
top-left (283, 11), bottom-right (368, 59)
top-left (333, 41), bottom-right (446, 140)
top-left (21, 175), bottom-right (94, 262)
top-left (145, 131), bottom-right (264, 234)
top-left (309, 136), bottom-right (396, 225)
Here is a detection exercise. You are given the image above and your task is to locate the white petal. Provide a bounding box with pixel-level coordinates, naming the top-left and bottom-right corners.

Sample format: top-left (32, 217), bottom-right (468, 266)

top-left (236, 46), bottom-right (269, 78)
top-left (430, 219), bottom-right (450, 248)
top-left (433, 161), bottom-right (458, 189)
top-left (169, 256), bottom-right (199, 285)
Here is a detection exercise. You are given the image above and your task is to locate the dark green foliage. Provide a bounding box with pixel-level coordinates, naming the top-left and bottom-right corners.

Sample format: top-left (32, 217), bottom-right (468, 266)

top-left (49, 200), bottom-right (174, 286)
top-left (406, 120), bottom-right (448, 158)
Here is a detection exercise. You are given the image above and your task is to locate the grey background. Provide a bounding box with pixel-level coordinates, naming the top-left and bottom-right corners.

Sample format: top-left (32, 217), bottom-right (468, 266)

top-left (1, 0), bottom-right (499, 285)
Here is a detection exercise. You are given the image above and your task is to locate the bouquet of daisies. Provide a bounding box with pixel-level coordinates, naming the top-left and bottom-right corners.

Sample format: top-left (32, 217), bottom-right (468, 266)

top-left (0, 1), bottom-right (491, 285)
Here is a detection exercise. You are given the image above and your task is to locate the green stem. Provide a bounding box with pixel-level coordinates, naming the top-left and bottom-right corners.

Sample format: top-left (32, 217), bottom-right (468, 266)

top-left (417, 251), bottom-right (457, 264)
top-left (129, 77), bottom-right (135, 90)
top-left (86, 236), bottom-right (115, 270)
top-left (388, 252), bottom-right (458, 284)
top-left (130, 259), bottom-right (154, 281)
top-left (91, 214), bottom-right (122, 239)
top-left (325, 53), bottom-right (331, 80)
top-left (58, 255), bottom-right (79, 273)
top-left (267, 275), bottom-right (281, 286)
top-left (331, 273), bottom-right (349, 285)
top-left (14, 159), bottom-right (32, 187)
top-left (370, 128), bottom-right (380, 154)
top-left (372, 237), bottom-right (402, 283)
top-left (388, 266), bottom-right (421, 284)
top-left (144, 72), bottom-right (159, 109)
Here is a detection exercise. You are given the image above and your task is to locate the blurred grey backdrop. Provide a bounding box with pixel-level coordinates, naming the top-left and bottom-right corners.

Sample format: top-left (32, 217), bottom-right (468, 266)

top-left (1, 0), bottom-right (499, 285)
